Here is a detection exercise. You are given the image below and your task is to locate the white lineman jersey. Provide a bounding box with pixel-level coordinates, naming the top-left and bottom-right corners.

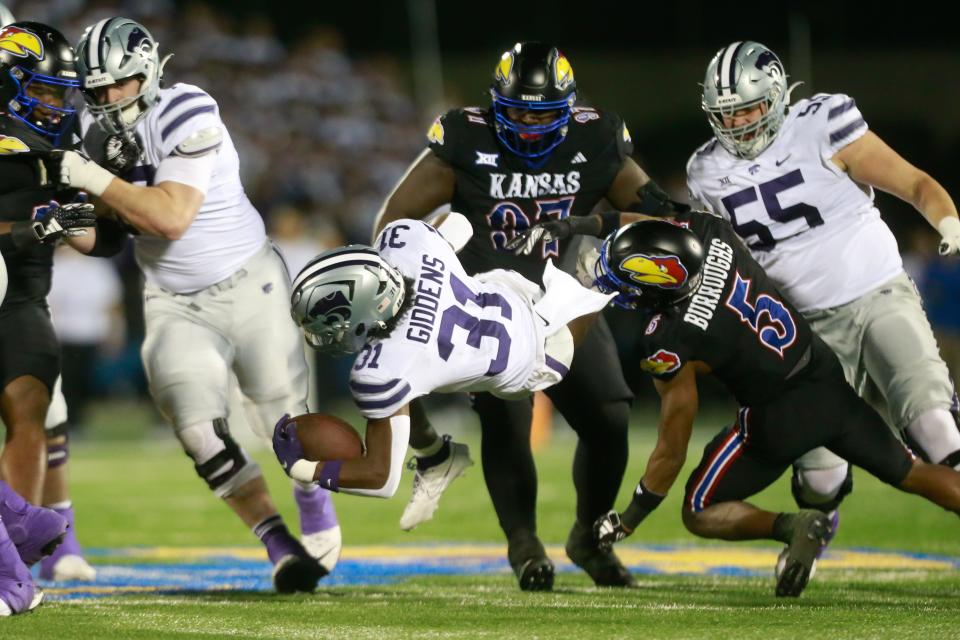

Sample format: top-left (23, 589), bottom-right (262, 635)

top-left (349, 221), bottom-right (554, 419)
top-left (686, 92), bottom-right (903, 312)
top-left (80, 83), bottom-right (266, 293)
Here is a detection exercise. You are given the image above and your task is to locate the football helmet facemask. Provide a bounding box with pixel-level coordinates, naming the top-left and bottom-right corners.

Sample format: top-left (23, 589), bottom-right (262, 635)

top-left (701, 41), bottom-right (799, 159)
top-left (75, 17), bottom-right (171, 135)
top-left (594, 220), bottom-right (704, 310)
top-left (290, 246), bottom-right (406, 356)
top-left (0, 22), bottom-right (79, 145)
top-left (490, 41), bottom-right (576, 163)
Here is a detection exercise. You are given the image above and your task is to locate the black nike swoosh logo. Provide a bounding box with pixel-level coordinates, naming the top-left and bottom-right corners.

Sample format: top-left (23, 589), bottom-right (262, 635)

top-left (536, 311), bottom-right (550, 326)
top-left (776, 154), bottom-right (792, 166)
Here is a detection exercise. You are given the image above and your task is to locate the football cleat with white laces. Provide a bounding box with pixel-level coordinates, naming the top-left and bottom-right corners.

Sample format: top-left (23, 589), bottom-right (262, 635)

top-left (302, 525), bottom-right (342, 573)
top-left (399, 437), bottom-right (473, 531)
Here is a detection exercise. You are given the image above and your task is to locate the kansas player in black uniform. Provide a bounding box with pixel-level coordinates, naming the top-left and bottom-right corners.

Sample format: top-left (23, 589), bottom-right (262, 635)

top-left (0, 22), bottom-right (100, 507)
top-left (375, 42), bottom-right (685, 590)
top-left (524, 211), bottom-right (960, 597)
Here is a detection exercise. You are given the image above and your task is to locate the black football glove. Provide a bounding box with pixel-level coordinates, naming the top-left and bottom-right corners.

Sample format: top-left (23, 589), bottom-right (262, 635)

top-left (10, 201), bottom-right (97, 248)
top-left (594, 510), bottom-right (633, 551)
top-left (103, 132), bottom-right (143, 175)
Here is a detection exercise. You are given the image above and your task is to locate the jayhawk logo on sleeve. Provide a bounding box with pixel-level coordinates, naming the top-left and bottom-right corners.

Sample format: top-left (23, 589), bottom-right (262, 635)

top-left (426, 116), bottom-right (444, 146)
top-left (622, 123), bottom-right (632, 143)
top-left (0, 135), bottom-right (30, 155)
top-left (640, 349), bottom-right (682, 375)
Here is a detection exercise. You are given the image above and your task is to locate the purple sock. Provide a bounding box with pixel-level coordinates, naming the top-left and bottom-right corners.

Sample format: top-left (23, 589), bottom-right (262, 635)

top-left (294, 486), bottom-right (338, 535)
top-left (255, 516), bottom-right (301, 565)
top-left (47, 506), bottom-right (82, 558)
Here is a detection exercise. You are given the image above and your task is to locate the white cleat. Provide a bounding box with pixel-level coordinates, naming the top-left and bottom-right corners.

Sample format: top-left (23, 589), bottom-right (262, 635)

top-left (302, 525), bottom-right (342, 573)
top-left (47, 554), bottom-right (97, 582)
top-left (399, 439), bottom-right (473, 531)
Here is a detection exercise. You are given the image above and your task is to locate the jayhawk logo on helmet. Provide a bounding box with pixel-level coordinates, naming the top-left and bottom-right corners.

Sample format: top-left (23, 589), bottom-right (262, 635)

top-left (495, 51), bottom-right (514, 84)
top-left (0, 135), bottom-right (29, 155)
top-left (0, 25), bottom-right (44, 60)
top-left (620, 254), bottom-right (688, 289)
top-left (553, 53), bottom-right (574, 91)
top-left (426, 116), bottom-right (444, 145)
top-left (641, 349), bottom-right (682, 375)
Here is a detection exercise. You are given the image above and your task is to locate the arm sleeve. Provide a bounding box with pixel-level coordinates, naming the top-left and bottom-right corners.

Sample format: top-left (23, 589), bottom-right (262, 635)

top-left (87, 216), bottom-right (131, 257)
top-left (339, 414), bottom-right (410, 498)
top-left (154, 152), bottom-right (218, 195)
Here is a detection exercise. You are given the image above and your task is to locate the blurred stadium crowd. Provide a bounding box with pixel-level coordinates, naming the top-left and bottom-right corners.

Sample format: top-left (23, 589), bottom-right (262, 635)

top-left (6, 0), bottom-right (960, 425)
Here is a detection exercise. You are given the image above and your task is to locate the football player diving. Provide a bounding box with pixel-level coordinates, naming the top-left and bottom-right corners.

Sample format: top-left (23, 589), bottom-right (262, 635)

top-left (273, 214), bottom-right (615, 526)
top-left (372, 41), bottom-right (687, 591)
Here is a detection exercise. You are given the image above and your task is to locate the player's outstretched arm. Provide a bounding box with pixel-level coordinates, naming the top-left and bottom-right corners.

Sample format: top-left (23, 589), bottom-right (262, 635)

top-left (39, 150), bottom-right (207, 240)
top-left (595, 363), bottom-right (701, 547)
top-left (274, 407), bottom-right (411, 499)
top-left (832, 130), bottom-right (960, 255)
top-left (371, 149), bottom-right (455, 241)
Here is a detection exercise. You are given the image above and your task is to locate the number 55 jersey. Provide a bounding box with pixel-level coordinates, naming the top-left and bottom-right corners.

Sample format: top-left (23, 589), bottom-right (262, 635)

top-left (685, 93), bottom-right (902, 313)
top-left (349, 220), bottom-right (614, 419)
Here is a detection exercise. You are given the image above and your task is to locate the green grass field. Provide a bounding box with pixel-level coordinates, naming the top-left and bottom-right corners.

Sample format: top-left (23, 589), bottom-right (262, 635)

top-left (3, 400), bottom-right (960, 638)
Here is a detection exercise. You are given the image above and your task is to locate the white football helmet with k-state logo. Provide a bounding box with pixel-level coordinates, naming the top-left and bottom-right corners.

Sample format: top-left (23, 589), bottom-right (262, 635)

top-left (701, 41), bottom-right (800, 159)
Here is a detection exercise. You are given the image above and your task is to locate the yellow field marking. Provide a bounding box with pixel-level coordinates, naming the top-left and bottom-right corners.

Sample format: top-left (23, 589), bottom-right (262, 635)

top-left (105, 544), bottom-right (957, 572)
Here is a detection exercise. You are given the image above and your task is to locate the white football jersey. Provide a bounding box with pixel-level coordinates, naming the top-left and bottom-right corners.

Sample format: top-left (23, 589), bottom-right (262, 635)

top-left (686, 92), bottom-right (903, 312)
top-left (80, 83), bottom-right (266, 293)
top-left (349, 220), bottom-right (542, 419)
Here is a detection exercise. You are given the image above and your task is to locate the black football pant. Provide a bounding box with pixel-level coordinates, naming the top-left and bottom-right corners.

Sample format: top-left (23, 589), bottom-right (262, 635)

top-left (473, 315), bottom-right (632, 539)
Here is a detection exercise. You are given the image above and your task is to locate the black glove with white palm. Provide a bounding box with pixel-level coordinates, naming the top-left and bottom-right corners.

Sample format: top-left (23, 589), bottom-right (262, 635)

top-left (9, 201), bottom-right (97, 249)
top-left (504, 215), bottom-right (605, 256)
top-left (594, 510), bottom-right (633, 550)
top-left (593, 480), bottom-right (666, 551)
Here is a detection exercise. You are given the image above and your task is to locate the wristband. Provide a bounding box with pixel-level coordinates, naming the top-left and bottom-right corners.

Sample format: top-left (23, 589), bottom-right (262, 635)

top-left (317, 459), bottom-right (344, 492)
top-left (565, 215), bottom-right (603, 237)
top-left (937, 216), bottom-right (960, 239)
top-left (598, 211), bottom-right (622, 238)
top-left (289, 459), bottom-right (320, 484)
top-left (620, 480), bottom-right (665, 530)
top-left (10, 221), bottom-right (42, 249)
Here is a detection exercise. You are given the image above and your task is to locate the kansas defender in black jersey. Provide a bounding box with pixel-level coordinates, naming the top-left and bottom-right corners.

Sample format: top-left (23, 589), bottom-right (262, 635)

top-left (539, 212), bottom-right (960, 597)
top-left (0, 22), bottom-right (108, 510)
top-left (374, 42), bottom-right (683, 590)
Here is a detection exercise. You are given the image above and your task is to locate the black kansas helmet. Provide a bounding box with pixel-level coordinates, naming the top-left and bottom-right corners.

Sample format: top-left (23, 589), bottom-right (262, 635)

top-left (594, 219), bottom-right (705, 310)
top-left (0, 21), bottom-right (79, 144)
top-left (490, 41), bottom-right (576, 162)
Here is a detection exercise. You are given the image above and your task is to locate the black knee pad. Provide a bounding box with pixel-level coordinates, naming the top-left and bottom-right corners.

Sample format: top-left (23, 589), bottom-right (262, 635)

top-left (791, 465), bottom-right (853, 512)
top-left (193, 418), bottom-right (252, 492)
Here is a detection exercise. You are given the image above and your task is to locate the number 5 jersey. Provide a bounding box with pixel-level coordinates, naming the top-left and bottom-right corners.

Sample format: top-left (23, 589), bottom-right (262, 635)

top-left (635, 211), bottom-right (815, 407)
top-left (686, 92), bottom-right (902, 313)
top-left (349, 220), bottom-right (614, 419)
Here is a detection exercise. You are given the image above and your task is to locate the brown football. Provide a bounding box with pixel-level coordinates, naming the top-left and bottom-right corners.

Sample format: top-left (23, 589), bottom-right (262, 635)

top-left (291, 413), bottom-right (364, 461)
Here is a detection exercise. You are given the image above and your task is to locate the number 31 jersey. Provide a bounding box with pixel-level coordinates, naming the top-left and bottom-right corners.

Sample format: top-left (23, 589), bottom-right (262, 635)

top-left (349, 220), bottom-right (541, 419)
top-left (685, 93), bottom-right (902, 313)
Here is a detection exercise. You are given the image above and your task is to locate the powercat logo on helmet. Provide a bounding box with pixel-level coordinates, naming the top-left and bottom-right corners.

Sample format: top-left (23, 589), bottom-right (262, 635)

top-left (0, 26), bottom-right (43, 60)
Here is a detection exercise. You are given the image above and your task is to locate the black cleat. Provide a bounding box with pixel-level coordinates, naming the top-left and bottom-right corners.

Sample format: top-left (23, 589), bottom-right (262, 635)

top-left (272, 553), bottom-right (328, 594)
top-left (565, 520), bottom-right (636, 588)
top-left (508, 531), bottom-right (554, 592)
top-left (775, 510), bottom-right (832, 598)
